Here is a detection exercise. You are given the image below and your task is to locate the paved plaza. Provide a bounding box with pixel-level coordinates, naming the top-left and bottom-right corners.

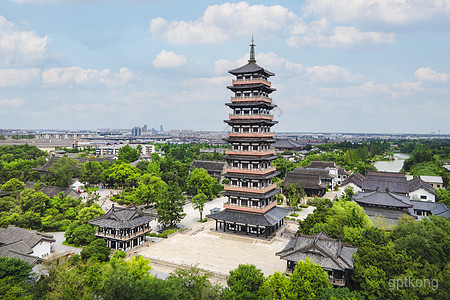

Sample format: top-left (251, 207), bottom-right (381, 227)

top-left (136, 220), bottom-right (296, 285)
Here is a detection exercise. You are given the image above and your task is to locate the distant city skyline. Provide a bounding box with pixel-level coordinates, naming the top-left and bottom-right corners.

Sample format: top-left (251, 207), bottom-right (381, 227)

top-left (0, 0), bottom-right (449, 134)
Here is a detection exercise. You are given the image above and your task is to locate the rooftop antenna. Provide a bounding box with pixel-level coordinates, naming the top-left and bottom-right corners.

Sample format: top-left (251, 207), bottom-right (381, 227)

top-left (249, 35), bottom-right (256, 63)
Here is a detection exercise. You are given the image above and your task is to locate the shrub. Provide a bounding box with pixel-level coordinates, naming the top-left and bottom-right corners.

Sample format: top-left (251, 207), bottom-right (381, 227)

top-left (290, 213), bottom-right (299, 217)
top-left (300, 204), bottom-right (308, 208)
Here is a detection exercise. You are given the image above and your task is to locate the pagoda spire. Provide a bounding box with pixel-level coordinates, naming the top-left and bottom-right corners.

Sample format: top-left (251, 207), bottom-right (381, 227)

top-left (248, 35), bottom-right (256, 63)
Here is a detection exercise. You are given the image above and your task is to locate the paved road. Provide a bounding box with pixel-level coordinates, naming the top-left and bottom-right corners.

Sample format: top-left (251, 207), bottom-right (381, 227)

top-left (48, 231), bottom-right (82, 255)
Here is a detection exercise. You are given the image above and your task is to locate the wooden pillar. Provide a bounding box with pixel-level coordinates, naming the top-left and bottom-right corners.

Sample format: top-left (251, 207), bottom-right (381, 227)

top-left (224, 222), bottom-right (226, 232)
top-left (256, 225), bottom-right (259, 237)
top-left (265, 227), bottom-right (268, 238)
top-left (215, 220), bottom-right (218, 231)
top-left (245, 224), bottom-right (248, 235)
top-left (234, 222), bottom-right (236, 233)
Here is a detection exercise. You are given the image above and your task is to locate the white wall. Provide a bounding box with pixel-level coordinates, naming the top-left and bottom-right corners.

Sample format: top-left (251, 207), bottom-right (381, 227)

top-left (338, 183), bottom-right (362, 198)
top-left (409, 189), bottom-right (435, 202)
top-left (31, 240), bottom-right (53, 258)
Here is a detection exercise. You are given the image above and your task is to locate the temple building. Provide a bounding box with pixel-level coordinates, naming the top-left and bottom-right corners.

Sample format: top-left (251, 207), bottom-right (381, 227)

top-left (276, 231), bottom-right (358, 286)
top-left (88, 204), bottom-right (156, 250)
top-left (208, 39), bottom-right (291, 238)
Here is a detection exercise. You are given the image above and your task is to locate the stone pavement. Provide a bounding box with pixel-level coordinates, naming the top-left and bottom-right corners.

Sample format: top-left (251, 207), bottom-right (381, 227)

top-left (135, 220), bottom-right (294, 285)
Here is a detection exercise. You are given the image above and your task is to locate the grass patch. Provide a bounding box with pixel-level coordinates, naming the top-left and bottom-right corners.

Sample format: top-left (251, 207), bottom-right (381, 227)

top-left (87, 187), bottom-right (99, 192)
top-left (197, 218), bottom-right (208, 223)
top-left (62, 240), bottom-right (83, 248)
top-left (290, 213), bottom-right (299, 217)
top-left (300, 204), bottom-right (308, 208)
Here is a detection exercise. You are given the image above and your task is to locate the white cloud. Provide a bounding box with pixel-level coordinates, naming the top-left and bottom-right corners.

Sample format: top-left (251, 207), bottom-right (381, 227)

top-left (0, 97), bottom-right (25, 108)
top-left (414, 67), bottom-right (450, 82)
top-left (305, 65), bottom-right (364, 83)
top-left (0, 68), bottom-right (40, 87)
top-left (0, 15), bottom-right (50, 66)
top-left (214, 52), bottom-right (362, 83)
top-left (42, 66), bottom-right (139, 88)
top-left (153, 50), bottom-right (187, 69)
top-left (304, 0), bottom-right (450, 27)
top-left (99, 67), bottom-right (141, 88)
top-left (287, 19), bottom-right (395, 48)
top-left (318, 81), bottom-right (422, 98)
top-left (150, 2), bottom-right (300, 44)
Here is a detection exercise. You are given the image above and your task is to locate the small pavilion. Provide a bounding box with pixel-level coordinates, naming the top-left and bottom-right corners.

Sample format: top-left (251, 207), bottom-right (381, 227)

top-left (88, 204), bottom-right (156, 251)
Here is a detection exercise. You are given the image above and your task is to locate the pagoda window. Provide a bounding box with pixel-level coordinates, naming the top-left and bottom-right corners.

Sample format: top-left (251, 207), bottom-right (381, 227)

top-left (242, 163), bottom-right (248, 168)
top-left (243, 145), bottom-right (249, 150)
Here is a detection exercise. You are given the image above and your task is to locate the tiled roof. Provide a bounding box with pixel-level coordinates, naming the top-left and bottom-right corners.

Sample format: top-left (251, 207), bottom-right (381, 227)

top-left (190, 160), bottom-right (226, 173)
top-left (0, 225), bottom-right (55, 248)
top-left (207, 206), bottom-right (291, 227)
top-left (88, 205), bottom-right (156, 229)
top-left (362, 171), bottom-right (408, 194)
top-left (222, 188), bottom-right (280, 199)
top-left (307, 161), bottom-right (337, 169)
top-left (228, 62), bottom-right (274, 76)
top-left (273, 139), bottom-right (303, 150)
top-left (282, 167), bottom-right (331, 190)
top-left (276, 231), bottom-right (358, 271)
top-left (407, 177), bottom-right (436, 194)
top-left (33, 157), bottom-right (55, 172)
top-left (411, 200), bottom-right (450, 218)
top-left (341, 172), bottom-right (365, 187)
top-left (354, 191), bottom-right (412, 208)
top-left (0, 225), bottom-right (54, 264)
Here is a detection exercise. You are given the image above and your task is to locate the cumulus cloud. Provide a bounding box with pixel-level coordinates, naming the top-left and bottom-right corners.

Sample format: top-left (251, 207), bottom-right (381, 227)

top-left (287, 18), bottom-right (395, 48)
top-left (149, 2), bottom-right (396, 49)
top-left (0, 97), bottom-right (25, 109)
top-left (214, 52), bottom-right (362, 84)
top-left (153, 50), bottom-right (187, 69)
top-left (304, 0), bottom-right (450, 27)
top-left (150, 2), bottom-right (300, 44)
top-left (42, 66), bottom-right (139, 88)
top-left (318, 81), bottom-right (422, 98)
top-left (305, 65), bottom-right (364, 83)
top-left (99, 67), bottom-right (141, 88)
top-left (0, 68), bottom-right (40, 87)
top-left (0, 15), bottom-right (50, 66)
top-left (414, 67), bottom-right (450, 82)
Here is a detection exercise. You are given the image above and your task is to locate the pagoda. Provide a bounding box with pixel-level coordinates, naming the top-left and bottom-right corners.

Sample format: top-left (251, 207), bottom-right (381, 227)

top-left (208, 38), bottom-right (291, 238)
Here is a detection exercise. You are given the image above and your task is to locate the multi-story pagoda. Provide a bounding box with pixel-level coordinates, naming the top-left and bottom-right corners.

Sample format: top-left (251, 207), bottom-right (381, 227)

top-left (208, 39), bottom-right (291, 238)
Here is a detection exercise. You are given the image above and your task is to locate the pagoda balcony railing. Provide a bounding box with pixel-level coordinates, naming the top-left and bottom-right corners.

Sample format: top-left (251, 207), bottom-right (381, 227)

top-left (225, 166), bottom-right (277, 174)
top-left (229, 114), bottom-right (273, 120)
top-left (223, 183), bottom-right (277, 194)
top-left (95, 227), bottom-right (152, 241)
top-left (223, 200), bottom-right (277, 213)
top-left (230, 96), bottom-right (272, 103)
top-left (227, 132), bottom-right (274, 138)
top-left (232, 78), bottom-right (271, 86)
top-left (226, 149), bottom-right (275, 156)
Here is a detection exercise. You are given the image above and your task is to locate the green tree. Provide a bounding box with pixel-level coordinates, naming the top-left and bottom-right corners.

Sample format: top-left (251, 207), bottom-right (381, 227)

top-left (192, 192), bottom-right (208, 221)
top-left (0, 257), bottom-right (32, 281)
top-left (156, 185), bottom-right (186, 227)
top-left (77, 204), bottom-right (104, 223)
top-left (80, 161), bottom-right (104, 185)
top-left (65, 223), bottom-right (97, 245)
top-left (45, 156), bottom-right (81, 187)
top-left (101, 162), bottom-right (139, 188)
top-left (289, 258), bottom-right (331, 300)
top-left (223, 264), bottom-right (265, 300)
top-left (81, 239), bottom-right (110, 261)
top-left (1, 178), bottom-right (25, 193)
top-left (118, 145), bottom-right (139, 163)
top-left (259, 271), bottom-right (297, 300)
top-left (283, 183), bottom-right (306, 212)
top-left (134, 174), bottom-right (166, 205)
top-left (186, 168), bottom-right (219, 199)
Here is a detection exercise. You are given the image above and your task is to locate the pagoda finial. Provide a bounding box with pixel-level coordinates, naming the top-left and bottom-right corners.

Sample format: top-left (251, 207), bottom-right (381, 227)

top-left (249, 35), bottom-right (256, 63)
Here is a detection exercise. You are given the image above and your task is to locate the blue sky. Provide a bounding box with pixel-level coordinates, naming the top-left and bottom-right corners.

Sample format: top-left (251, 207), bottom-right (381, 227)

top-left (0, 0), bottom-right (449, 134)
